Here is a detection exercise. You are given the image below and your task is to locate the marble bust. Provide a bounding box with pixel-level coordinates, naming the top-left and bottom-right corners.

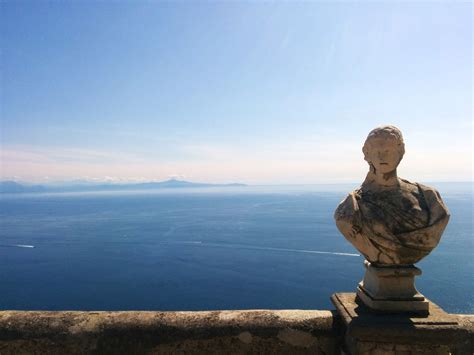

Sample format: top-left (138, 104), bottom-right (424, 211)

top-left (334, 125), bottom-right (450, 266)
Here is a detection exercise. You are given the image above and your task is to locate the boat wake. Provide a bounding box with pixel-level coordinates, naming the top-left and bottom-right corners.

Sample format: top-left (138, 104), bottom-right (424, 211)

top-left (165, 241), bottom-right (359, 257)
top-left (0, 244), bottom-right (35, 249)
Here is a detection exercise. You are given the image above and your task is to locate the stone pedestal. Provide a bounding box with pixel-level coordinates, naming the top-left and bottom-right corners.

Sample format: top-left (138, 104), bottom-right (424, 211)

top-left (357, 260), bottom-right (429, 314)
top-left (331, 293), bottom-right (470, 355)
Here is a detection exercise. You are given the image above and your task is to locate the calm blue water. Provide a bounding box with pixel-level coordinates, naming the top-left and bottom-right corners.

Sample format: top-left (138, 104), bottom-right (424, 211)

top-left (0, 183), bottom-right (472, 313)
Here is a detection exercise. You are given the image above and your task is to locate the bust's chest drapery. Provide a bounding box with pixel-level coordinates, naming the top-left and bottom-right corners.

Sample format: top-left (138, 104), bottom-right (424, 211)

top-left (356, 185), bottom-right (430, 235)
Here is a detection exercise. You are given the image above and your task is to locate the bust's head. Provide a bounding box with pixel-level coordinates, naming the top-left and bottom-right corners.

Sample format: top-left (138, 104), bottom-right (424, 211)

top-left (363, 125), bottom-right (405, 174)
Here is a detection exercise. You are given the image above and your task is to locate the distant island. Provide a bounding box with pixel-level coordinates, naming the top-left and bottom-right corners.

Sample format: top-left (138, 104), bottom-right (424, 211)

top-left (0, 179), bottom-right (247, 194)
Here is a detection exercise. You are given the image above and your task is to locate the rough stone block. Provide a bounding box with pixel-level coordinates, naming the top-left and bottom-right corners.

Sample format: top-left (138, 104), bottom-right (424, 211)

top-left (331, 292), bottom-right (471, 355)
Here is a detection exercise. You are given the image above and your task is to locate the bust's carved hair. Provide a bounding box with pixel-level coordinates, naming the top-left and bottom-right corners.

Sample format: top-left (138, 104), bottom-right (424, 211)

top-left (362, 125), bottom-right (405, 162)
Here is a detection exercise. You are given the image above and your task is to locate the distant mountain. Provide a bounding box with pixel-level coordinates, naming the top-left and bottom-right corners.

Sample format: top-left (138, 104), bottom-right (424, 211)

top-left (0, 179), bottom-right (246, 194)
top-left (131, 179), bottom-right (245, 189)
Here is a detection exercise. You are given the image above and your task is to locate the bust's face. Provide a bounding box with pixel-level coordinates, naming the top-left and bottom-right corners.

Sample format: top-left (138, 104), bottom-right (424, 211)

top-left (365, 137), bottom-right (402, 174)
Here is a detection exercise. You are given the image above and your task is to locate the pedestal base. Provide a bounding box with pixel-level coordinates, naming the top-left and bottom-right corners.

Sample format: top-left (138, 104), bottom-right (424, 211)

top-left (331, 293), bottom-right (468, 355)
top-left (358, 260), bottom-right (429, 313)
top-left (357, 285), bottom-right (429, 313)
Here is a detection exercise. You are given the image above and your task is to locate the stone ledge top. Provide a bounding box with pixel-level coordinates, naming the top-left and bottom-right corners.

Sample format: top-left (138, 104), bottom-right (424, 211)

top-left (0, 309), bottom-right (338, 339)
top-left (0, 309), bottom-right (342, 354)
top-left (332, 293), bottom-right (459, 325)
top-left (331, 293), bottom-right (473, 344)
top-left (0, 307), bottom-right (472, 354)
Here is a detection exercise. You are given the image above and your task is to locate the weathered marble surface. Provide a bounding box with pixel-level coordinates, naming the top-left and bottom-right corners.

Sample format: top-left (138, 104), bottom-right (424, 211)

top-left (334, 126), bottom-right (450, 266)
top-left (356, 261), bottom-right (431, 313)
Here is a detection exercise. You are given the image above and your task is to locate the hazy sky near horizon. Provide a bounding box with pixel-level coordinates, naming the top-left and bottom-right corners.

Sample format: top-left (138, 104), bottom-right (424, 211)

top-left (1, 1), bottom-right (472, 184)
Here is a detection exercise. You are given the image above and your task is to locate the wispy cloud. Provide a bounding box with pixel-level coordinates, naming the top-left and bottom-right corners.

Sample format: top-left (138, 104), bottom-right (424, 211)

top-left (0, 146), bottom-right (147, 165)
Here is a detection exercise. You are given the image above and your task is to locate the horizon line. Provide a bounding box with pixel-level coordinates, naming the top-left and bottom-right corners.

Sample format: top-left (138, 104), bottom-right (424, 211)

top-left (2, 179), bottom-right (473, 186)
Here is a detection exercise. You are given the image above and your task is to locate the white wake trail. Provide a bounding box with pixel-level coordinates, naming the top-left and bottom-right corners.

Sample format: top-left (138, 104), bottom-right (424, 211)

top-left (0, 244), bottom-right (35, 249)
top-left (171, 241), bottom-right (360, 257)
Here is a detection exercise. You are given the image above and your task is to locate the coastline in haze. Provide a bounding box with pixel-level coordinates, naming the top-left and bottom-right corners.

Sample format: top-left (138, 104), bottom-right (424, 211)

top-left (0, 179), bottom-right (246, 194)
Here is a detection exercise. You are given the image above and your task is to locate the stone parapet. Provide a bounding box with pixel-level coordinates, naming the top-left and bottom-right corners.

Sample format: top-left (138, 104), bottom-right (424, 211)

top-left (0, 306), bottom-right (472, 354)
top-left (0, 309), bottom-right (341, 354)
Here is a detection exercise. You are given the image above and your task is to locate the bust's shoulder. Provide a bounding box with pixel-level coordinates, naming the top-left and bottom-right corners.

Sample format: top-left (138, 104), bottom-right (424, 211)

top-left (334, 190), bottom-right (360, 220)
top-left (400, 179), bottom-right (449, 219)
top-left (399, 179), bottom-right (441, 198)
top-left (418, 184), bottom-right (445, 209)
top-left (399, 178), bottom-right (422, 193)
top-left (399, 178), bottom-right (440, 196)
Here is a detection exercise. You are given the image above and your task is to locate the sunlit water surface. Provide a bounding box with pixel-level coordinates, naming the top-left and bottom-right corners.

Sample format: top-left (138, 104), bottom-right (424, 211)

top-left (0, 183), bottom-right (472, 313)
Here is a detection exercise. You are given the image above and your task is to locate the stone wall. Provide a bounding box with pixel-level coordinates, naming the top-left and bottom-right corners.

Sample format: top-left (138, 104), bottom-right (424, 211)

top-left (0, 307), bottom-right (472, 354)
top-left (0, 309), bottom-right (342, 354)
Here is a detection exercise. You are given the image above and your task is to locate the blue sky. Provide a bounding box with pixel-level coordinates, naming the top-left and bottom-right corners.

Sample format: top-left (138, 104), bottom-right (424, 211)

top-left (1, 1), bottom-right (472, 184)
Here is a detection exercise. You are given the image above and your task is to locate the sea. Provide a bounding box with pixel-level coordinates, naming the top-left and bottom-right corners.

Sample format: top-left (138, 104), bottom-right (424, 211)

top-left (0, 183), bottom-right (472, 313)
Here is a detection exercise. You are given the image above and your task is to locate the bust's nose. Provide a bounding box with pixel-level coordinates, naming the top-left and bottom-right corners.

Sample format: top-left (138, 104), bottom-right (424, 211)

top-left (377, 151), bottom-right (386, 160)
